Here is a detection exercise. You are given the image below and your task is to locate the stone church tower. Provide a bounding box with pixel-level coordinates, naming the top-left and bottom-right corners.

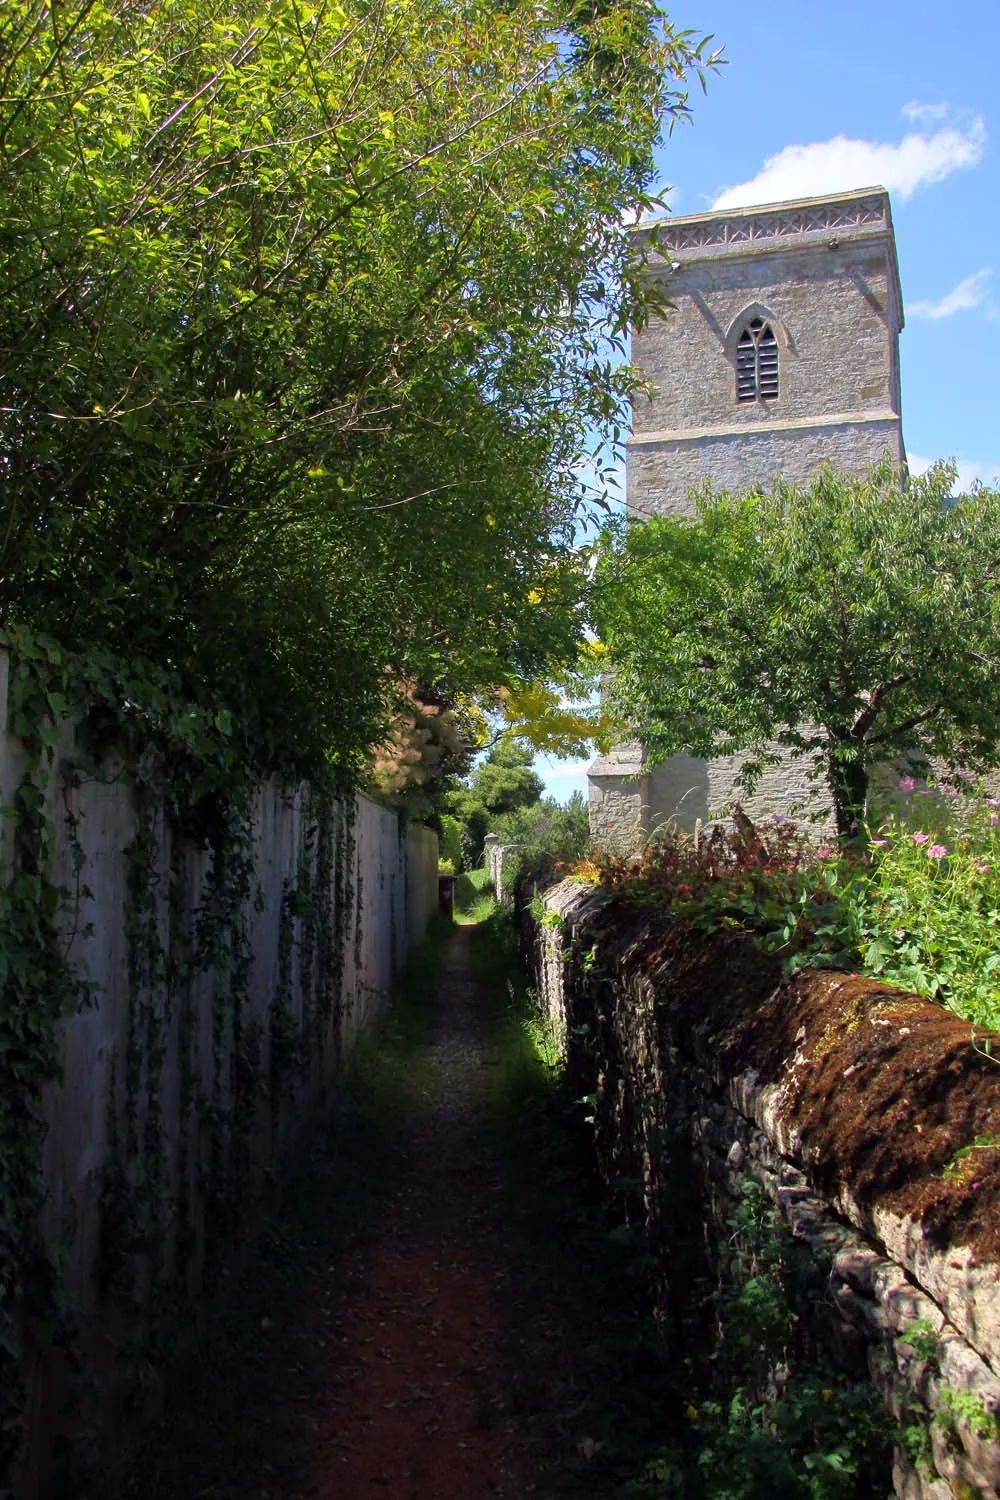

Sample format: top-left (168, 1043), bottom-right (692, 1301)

top-left (588, 186), bottom-right (905, 845)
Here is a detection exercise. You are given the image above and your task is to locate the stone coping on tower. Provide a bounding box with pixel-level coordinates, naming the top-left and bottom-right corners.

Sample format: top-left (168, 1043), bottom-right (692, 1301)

top-left (634, 186), bottom-right (904, 330)
top-left (588, 741), bottom-right (645, 779)
top-left (627, 409), bottom-right (903, 448)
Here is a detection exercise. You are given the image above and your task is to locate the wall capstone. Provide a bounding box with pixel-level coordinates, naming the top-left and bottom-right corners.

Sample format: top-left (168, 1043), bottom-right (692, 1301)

top-left (520, 878), bottom-right (1000, 1499)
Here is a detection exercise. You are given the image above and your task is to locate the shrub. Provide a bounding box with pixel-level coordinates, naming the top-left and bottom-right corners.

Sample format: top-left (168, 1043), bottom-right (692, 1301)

top-left (578, 818), bottom-right (858, 973)
top-left (438, 814), bottom-right (465, 874)
top-left (851, 776), bottom-right (1000, 1027)
top-left (574, 780), bottom-right (1000, 1031)
top-left (490, 790), bottom-right (591, 867)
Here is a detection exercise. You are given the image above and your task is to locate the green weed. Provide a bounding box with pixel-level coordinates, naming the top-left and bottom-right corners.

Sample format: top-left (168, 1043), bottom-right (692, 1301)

top-left (454, 866), bottom-right (495, 925)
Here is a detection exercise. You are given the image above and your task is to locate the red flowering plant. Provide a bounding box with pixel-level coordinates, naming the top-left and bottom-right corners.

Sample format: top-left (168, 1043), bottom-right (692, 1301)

top-left (578, 812), bottom-right (860, 974)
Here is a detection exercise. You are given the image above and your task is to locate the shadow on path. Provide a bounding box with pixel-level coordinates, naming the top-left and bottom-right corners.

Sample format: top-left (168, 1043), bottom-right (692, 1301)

top-left (311, 923), bottom-right (522, 1498)
top-left (116, 918), bottom-right (631, 1500)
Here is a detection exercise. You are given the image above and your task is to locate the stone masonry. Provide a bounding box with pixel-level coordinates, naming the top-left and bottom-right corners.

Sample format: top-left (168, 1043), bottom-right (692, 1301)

top-left (588, 187), bottom-right (906, 845)
top-left (520, 881), bottom-right (1000, 1500)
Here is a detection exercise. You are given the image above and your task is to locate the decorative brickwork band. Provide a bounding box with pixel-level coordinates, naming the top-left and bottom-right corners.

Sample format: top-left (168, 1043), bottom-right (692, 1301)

top-left (660, 194), bottom-right (888, 252)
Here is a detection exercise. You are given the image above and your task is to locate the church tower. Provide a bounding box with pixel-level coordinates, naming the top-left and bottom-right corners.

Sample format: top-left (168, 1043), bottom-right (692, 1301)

top-left (588, 186), bottom-right (905, 844)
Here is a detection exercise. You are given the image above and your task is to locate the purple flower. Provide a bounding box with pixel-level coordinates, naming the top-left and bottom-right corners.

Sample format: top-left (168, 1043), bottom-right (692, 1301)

top-left (988, 798), bottom-right (1000, 809)
top-left (771, 813), bottom-right (784, 824)
top-left (927, 844), bottom-right (948, 860)
top-left (992, 815), bottom-right (1000, 828)
top-left (913, 832), bottom-right (930, 845)
top-left (871, 838), bottom-right (889, 848)
top-left (898, 776), bottom-right (916, 792)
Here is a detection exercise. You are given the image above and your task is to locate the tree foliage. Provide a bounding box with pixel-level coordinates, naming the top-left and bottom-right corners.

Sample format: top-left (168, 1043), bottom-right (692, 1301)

top-left (491, 789), bottom-right (591, 865)
top-left (444, 738), bottom-right (545, 864)
top-left (1, 0), bottom-right (717, 775)
top-left (594, 461), bottom-right (1000, 835)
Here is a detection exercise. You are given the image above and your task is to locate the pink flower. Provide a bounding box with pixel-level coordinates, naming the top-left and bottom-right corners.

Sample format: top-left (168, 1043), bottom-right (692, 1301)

top-left (987, 798), bottom-right (1000, 809)
top-left (817, 847), bottom-right (835, 859)
top-left (871, 838), bottom-right (889, 848)
top-left (913, 832), bottom-right (930, 845)
top-left (927, 844), bottom-right (948, 860)
top-left (894, 928), bottom-right (905, 939)
top-left (898, 776), bottom-right (916, 792)
top-left (977, 862), bottom-right (991, 875)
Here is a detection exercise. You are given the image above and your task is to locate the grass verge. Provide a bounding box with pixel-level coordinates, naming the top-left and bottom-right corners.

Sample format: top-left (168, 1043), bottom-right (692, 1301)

top-left (468, 900), bottom-right (683, 1495)
top-left (454, 865), bottom-right (495, 924)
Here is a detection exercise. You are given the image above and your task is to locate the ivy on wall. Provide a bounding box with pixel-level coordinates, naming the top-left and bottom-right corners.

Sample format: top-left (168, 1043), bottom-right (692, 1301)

top-left (0, 631), bottom-right (83, 1487)
top-left (0, 628), bottom-right (360, 1493)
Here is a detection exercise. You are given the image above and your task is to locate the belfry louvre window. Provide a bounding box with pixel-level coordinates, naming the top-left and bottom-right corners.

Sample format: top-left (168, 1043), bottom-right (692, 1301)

top-left (736, 318), bottom-right (779, 402)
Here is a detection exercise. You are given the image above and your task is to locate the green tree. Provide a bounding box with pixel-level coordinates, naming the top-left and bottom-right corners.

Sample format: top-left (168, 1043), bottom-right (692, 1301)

top-left (594, 461), bottom-right (1000, 837)
top-left (0, 0), bottom-right (718, 774)
top-left (491, 789), bottom-right (591, 864)
top-left (445, 739), bottom-right (545, 864)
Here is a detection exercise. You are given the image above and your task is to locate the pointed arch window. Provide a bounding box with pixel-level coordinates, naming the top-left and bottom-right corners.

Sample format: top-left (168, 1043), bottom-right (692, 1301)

top-left (736, 318), bottom-right (779, 403)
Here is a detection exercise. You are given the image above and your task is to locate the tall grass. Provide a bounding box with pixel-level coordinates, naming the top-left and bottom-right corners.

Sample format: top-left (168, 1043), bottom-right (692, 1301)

top-left (454, 865), bottom-right (496, 925)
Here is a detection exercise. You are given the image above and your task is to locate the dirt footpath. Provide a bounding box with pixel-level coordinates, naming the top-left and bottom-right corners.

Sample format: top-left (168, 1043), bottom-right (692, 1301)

top-left (309, 926), bottom-right (526, 1498)
top-left (124, 921), bottom-right (594, 1500)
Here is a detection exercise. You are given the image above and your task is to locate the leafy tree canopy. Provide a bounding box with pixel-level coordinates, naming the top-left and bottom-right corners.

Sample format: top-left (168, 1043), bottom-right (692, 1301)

top-left (450, 739), bottom-right (545, 820)
top-left (1, 0), bottom-right (717, 776)
top-left (496, 639), bottom-right (616, 758)
top-left (490, 789), bottom-right (590, 865)
top-left (444, 737), bottom-right (545, 863)
top-left (593, 461), bottom-right (1000, 836)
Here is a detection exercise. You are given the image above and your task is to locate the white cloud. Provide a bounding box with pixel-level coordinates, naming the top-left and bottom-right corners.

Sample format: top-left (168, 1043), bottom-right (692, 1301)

top-left (909, 269), bottom-right (993, 320)
top-left (712, 115), bottom-right (985, 210)
top-left (901, 101), bottom-right (951, 125)
top-left (908, 453), bottom-right (1000, 492)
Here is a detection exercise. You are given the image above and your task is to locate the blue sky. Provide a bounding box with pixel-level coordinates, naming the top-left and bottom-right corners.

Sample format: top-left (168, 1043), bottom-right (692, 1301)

top-left (538, 0), bottom-right (1000, 803)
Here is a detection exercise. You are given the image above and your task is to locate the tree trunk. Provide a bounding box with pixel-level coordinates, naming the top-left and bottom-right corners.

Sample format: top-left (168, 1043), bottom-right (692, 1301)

top-left (827, 751), bottom-right (869, 840)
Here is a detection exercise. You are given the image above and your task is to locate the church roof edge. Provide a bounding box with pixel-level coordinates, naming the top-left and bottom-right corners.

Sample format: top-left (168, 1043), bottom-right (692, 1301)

top-left (632, 186), bottom-right (904, 332)
top-left (638, 184), bottom-right (890, 231)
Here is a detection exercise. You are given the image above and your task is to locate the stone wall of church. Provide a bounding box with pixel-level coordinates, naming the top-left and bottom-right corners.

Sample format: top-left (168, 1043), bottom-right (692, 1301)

top-left (627, 416), bottom-right (903, 521)
top-left (631, 227), bottom-right (903, 484)
top-left (588, 190), bottom-right (906, 844)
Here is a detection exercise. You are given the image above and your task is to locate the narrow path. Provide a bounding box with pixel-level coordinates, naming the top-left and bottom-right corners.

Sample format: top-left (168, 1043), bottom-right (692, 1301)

top-left (124, 918), bottom-right (615, 1500)
top-left (309, 924), bottom-right (527, 1498)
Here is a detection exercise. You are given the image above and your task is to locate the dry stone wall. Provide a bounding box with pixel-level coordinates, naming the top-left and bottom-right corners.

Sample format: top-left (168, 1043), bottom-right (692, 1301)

top-left (519, 877), bottom-right (1000, 1499)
